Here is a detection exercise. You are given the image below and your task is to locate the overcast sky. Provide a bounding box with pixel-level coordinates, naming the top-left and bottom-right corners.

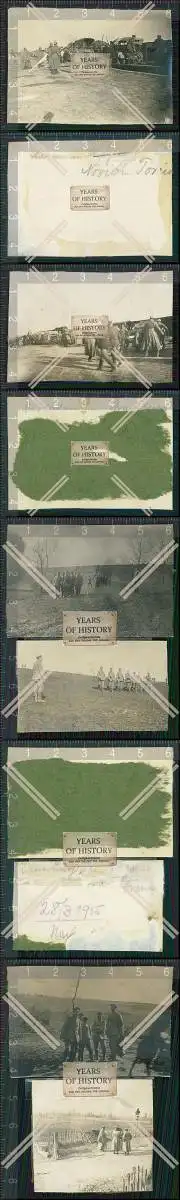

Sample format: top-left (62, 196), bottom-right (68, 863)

top-left (14, 9), bottom-right (172, 52)
top-left (12, 274), bottom-right (173, 336)
top-left (32, 1077), bottom-right (153, 1119)
top-left (17, 639), bottom-right (167, 679)
top-left (8, 962), bottom-right (173, 1005)
top-left (10, 522), bottom-right (172, 568)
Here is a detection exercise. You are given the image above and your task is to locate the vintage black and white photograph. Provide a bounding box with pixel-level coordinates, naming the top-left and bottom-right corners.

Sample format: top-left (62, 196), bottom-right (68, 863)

top-left (13, 857), bottom-right (164, 952)
top-left (32, 1078), bottom-right (153, 1192)
top-left (7, 395), bottom-right (173, 511)
top-left (6, 744), bottom-right (174, 861)
top-left (8, 271), bottom-right (173, 386)
top-left (8, 6), bottom-right (172, 127)
top-left (16, 639), bottom-right (169, 733)
top-left (7, 963), bottom-right (173, 1079)
top-left (8, 139), bottom-right (172, 258)
top-left (6, 522), bottom-right (175, 639)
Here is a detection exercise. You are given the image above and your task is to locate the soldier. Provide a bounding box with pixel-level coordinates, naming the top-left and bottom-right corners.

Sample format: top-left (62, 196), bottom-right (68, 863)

top-left (74, 1009), bottom-right (82, 1059)
top-left (92, 1012), bottom-right (105, 1060)
top-left (118, 1128), bottom-right (124, 1152)
top-left (98, 1126), bottom-right (107, 1152)
top-left (106, 668), bottom-right (116, 694)
top-left (124, 1129), bottom-right (132, 1155)
top-left (82, 334), bottom-right (96, 361)
top-left (32, 655), bottom-right (45, 702)
top-left (97, 666), bottom-right (106, 692)
top-left (79, 1016), bottom-right (94, 1061)
top-left (111, 1128), bottom-right (119, 1154)
top-left (105, 1004), bottom-right (124, 1060)
top-left (61, 1006), bottom-right (79, 1060)
top-left (116, 669), bottom-right (123, 691)
top-left (129, 1030), bottom-right (160, 1078)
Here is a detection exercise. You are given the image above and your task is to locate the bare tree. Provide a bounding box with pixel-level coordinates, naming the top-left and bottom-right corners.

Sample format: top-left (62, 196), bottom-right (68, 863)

top-left (31, 539), bottom-right (50, 593)
top-left (32, 539), bottom-right (49, 575)
top-left (132, 526), bottom-right (145, 579)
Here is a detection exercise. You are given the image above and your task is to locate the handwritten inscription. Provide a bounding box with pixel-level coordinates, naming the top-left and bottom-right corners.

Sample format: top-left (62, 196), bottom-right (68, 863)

top-left (80, 155), bottom-right (171, 179)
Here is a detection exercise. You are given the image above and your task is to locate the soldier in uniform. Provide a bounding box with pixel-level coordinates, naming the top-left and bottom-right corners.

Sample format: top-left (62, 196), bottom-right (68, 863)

top-left (106, 668), bottom-right (116, 694)
top-left (97, 666), bottom-right (106, 692)
top-left (124, 1128), bottom-right (132, 1155)
top-left (105, 1004), bottom-right (124, 1060)
top-left (32, 655), bottom-right (45, 702)
top-left (79, 1016), bottom-right (94, 1061)
top-left (98, 1126), bottom-right (107, 1152)
top-left (61, 1005), bottom-right (79, 1060)
top-left (111, 1128), bottom-right (118, 1154)
top-left (92, 1012), bottom-right (105, 1060)
top-left (129, 1029), bottom-right (160, 1078)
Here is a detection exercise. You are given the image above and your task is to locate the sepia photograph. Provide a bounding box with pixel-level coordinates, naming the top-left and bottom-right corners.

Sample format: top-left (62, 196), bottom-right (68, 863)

top-left (7, 963), bottom-right (173, 1080)
top-left (7, 395), bottom-right (173, 511)
top-left (6, 744), bottom-right (174, 861)
top-left (32, 1078), bottom-right (153, 1192)
top-left (13, 858), bottom-right (164, 952)
top-left (16, 639), bottom-right (169, 733)
top-left (8, 139), bottom-right (172, 258)
top-left (8, 6), bottom-right (172, 127)
top-left (6, 521), bottom-right (174, 639)
top-left (8, 271), bottom-right (173, 386)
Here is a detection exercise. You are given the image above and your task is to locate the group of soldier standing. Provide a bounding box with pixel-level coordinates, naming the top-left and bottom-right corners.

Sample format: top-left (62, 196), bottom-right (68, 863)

top-left (98, 1126), bottom-right (132, 1155)
top-left (61, 1003), bottom-right (124, 1062)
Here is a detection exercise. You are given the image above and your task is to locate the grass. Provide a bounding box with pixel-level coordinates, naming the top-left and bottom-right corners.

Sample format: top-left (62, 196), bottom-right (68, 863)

top-left (13, 935), bottom-right (65, 950)
top-left (17, 671), bottom-right (169, 734)
top-left (8, 759), bottom-right (172, 857)
top-left (12, 411), bottom-right (171, 501)
top-left (8, 991), bottom-right (171, 1078)
top-left (7, 566), bottom-right (173, 639)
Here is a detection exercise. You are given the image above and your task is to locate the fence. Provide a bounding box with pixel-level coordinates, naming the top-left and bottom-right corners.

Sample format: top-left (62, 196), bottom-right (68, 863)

top-left (123, 1165), bottom-right (152, 1191)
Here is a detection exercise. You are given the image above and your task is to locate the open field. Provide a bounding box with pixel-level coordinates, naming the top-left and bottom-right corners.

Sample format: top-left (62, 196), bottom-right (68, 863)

top-left (33, 1147), bottom-right (152, 1193)
top-left (7, 565), bottom-right (173, 640)
top-left (8, 759), bottom-right (172, 857)
top-left (9, 992), bottom-right (171, 1080)
top-left (11, 66), bottom-right (172, 127)
top-left (8, 344), bottom-right (172, 386)
top-left (11, 410), bottom-right (172, 503)
top-left (17, 671), bottom-right (169, 733)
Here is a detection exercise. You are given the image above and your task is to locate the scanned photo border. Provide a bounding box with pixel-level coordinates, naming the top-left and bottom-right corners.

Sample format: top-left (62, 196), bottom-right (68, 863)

top-left (4, 0), bottom-right (180, 130)
top-left (5, 130), bottom-right (179, 262)
top-left (0, 961), bottom-right (179, 1200)
top-left (0, 7), bottom-right (180, 1200)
